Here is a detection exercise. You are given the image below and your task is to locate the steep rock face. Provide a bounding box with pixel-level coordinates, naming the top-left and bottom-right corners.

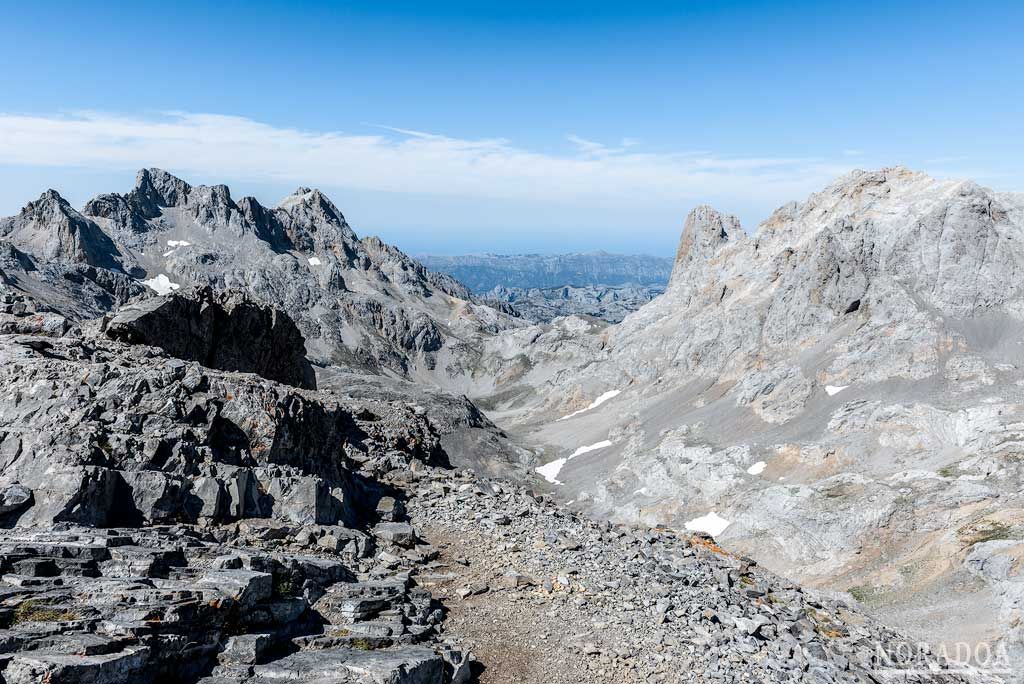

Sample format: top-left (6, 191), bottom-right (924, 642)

top-left (105, 286), bottom-right (318, 389)
top-left (0, 192), bottom-right (146, 320)
top-left (494, 168), bottom-right (1024, 666)
top-left (0, 191), bottom-right (130, 271)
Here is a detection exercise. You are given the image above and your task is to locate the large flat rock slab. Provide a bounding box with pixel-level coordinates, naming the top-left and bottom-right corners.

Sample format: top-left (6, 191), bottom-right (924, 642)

top-left (251, 645), bottom-right (444, 683)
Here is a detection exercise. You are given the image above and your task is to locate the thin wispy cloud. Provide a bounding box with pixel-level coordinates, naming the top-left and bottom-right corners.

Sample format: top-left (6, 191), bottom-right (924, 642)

top-left (0, 111), bottom-right (852, 211)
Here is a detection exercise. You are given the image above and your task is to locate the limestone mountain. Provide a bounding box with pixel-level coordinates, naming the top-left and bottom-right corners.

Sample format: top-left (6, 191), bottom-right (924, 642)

top-left (0, 168), bottom-right (521, 379)
top-left (494, 167), bottom-right (1024, 673)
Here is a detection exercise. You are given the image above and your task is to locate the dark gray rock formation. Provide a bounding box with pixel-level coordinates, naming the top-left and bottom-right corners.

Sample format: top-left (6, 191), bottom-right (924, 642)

top-left (0, 192), bottom-right (146, 321)
top-left (0, 331), bottom-right (448, 529)
top-left (105, 286), bottom-right (317, 389)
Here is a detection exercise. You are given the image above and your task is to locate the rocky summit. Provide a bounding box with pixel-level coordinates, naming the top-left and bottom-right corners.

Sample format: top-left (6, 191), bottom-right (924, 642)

top-left (0, 166), bottom-right (1021, 683)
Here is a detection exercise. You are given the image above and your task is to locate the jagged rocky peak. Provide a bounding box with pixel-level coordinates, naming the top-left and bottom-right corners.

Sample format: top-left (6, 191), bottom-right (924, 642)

top-left (275, 185), bottom-right (360, 255)
top-left (361, 235), bottom-right (474, 300)
top-left (130, 166), bottom-right (193, 216)
top-left (753, 165), bottom-right (1024, 317)
top-left (3, 166), bottom-right (521, 379)
top-left (670, 204), bottom-right (745, 283)
top-left (0, 189), bottom-right (126, 271)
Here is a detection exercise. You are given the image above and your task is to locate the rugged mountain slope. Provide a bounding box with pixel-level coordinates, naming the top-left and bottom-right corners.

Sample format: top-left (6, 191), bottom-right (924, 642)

top-left (417, 252), bottom-right (673, 292)
top-left (493, 167), bottom-right (1024, 674)
top-left (0, 169), bottom-right (521, 380)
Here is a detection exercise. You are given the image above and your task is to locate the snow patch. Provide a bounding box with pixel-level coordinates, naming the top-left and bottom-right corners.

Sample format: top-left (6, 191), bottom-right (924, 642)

top-left (308, 256), bottom-right (322, 266)
top-left (535, 458), bottom-right (568, 485)
top-left (558, 390), bottom-right (622, 420)
top-left (535, 439), bottom-right (614, 485)
top-left (825, 385), bottom-right (849, 396)
top-left (142, 274), bottom-right (181, 296)
top-left (569, 440), bottom-right (613, 458)
top-left (746, 461), bottom-right (767, 475)
top-left (167, 240), bottom-right (191, 248)
top-left (684, 511), bottom-right (731, 537)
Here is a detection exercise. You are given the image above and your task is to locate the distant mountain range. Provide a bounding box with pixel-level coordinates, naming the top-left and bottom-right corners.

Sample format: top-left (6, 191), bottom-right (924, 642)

top-left (483, 283), bottom-right (665, 323)
top-left (416, 251), bottom-right (673, 292)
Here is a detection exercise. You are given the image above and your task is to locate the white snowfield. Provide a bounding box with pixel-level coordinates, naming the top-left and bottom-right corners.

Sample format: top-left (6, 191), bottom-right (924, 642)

top-left (684, 511), bottom-right (731, 537)
top-left (746, 461), bottom-right (767, 475)
top-left (142, 274), bottom-right (181, 295)
top-left (825, 385), bottom-right (849, 396)
top-left (535, 439), bottom-right (614, 485)
top-left (568, 440), bottom-right (612, 458)
top-left (558, 390), bottom-right (622, 420)
top-left (308, 256), bottom-right (322, 266)
top-left (167, 240), bottom-right (191, 248)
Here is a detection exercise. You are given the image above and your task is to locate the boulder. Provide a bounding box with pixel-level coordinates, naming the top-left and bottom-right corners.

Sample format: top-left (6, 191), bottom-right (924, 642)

top-left (373, 522), bottom-right (418, 548)
top-left (0, 483), bottom-right (32, 515)
top-left (105, 286), bottom-right (316, 389)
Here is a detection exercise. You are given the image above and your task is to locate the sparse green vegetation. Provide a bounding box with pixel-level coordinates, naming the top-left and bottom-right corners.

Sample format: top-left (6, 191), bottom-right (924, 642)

top-left (273, 574), bottom-right (300, 598)
top-left (350, 637), bottom-right (378, 650)
top-left (958, 519), bottom-right (1016, 546)
top-left (848, 585), bottom-right (874, 603)
top-left (12, 599), bottom-right (79, 624)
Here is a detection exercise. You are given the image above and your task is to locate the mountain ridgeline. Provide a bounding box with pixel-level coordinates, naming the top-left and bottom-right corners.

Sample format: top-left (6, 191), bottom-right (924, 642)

top-left (0, 168), bottom-right (520, 380)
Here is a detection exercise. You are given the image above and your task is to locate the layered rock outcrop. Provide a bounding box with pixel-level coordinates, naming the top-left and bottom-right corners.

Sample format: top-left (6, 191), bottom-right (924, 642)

top-left (0, 294), bottom-right (471, 682)
top-left (105, 286), bottom-right (317, 389)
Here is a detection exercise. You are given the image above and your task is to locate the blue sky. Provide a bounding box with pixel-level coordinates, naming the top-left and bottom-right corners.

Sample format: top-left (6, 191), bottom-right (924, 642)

top-left (0, 0), bottom-right (1021, 256)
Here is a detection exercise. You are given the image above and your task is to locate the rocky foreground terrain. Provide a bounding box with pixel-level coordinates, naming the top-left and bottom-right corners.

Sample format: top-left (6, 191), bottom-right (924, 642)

top-left (0, 287), bottom-right (1005, 682)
